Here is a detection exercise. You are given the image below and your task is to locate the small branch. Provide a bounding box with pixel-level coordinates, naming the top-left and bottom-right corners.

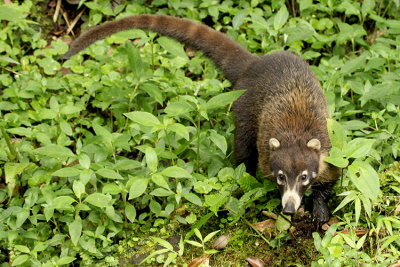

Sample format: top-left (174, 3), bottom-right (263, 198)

top-left (66, 8), bottom-right (85, 36)
top-left (53, 0), bottom-right (62, 23)
top-left (243, 218), bottom-right (270, 246)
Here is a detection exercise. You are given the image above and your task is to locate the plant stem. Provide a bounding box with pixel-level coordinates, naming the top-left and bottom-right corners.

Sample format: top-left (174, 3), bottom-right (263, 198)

top-left (243, 218), bottom-right (270, 246)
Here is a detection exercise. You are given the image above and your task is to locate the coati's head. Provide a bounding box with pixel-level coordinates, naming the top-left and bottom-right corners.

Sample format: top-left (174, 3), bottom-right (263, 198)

top-left (268, 137), bottom-right (321, 214)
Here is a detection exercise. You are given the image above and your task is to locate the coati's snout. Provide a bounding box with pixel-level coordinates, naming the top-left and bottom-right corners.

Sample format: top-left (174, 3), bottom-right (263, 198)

top-left (269, 138), bottom-right (321, 214)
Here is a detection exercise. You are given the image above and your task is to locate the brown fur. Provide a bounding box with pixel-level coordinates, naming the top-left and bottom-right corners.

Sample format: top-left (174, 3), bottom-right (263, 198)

top-left (65, 14), bottom-right (340, 225)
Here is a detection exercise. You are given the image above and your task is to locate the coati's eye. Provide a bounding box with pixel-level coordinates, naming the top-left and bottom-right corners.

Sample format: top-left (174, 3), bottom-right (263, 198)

top-left (277, 173), bottom-right (285, 184)
top-left (301, 174), bottom-right (307, 181)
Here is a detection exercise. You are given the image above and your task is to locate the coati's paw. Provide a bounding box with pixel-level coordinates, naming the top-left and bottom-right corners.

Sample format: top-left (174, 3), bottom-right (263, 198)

top-left (312, 202), bottom-right (330, 229)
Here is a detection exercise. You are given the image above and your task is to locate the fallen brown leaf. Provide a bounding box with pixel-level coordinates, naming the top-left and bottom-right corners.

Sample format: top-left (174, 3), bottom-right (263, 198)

top-left (328, 217), bottom-right (340, 225)
top-left (252, 219), bottom-right (275, 233)
top-left (262, 211), bottom-right (278, 220)
top-left (212, 234), bottom-right (230, 250)
top-left (395, 205), bottom-right (400, 216)
top-left (188, 254), bottom-right (210, 267)
top-left (246, 257), bottom-right (265, 267)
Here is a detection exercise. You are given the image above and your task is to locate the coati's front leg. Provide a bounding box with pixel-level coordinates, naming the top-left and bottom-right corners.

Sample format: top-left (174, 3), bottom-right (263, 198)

top-left (312, 181), bottom-right (336, 228)
top-left (233, 119), bottom-right (258, 177)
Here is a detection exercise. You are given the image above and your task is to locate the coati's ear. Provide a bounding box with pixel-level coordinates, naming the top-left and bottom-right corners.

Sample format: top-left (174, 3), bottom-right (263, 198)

top-left (307, 139), bottom-right (321, 151)
top-left (269, 138), bottom-right (280, 150)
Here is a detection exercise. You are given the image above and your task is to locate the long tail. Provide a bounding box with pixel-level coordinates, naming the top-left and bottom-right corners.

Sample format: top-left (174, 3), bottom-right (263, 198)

top-left (64, 14), bottom-right (255, 83)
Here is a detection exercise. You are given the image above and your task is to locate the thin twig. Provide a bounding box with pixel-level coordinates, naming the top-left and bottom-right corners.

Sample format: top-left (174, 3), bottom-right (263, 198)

top-left (53, 0), bottom-right (62, 23)
top-left (66, 8), bottom-right (85, 36)
top-left (61, 10), bottom-right (75, 38)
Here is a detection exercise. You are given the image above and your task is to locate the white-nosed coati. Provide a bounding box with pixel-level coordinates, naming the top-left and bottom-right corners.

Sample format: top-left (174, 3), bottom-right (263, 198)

top-left (65, 14), bottom-right (340, 227)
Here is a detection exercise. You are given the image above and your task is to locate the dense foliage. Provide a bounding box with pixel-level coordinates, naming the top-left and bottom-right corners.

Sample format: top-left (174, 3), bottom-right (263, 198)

top-left (1, 0), bottom-right (399, 266)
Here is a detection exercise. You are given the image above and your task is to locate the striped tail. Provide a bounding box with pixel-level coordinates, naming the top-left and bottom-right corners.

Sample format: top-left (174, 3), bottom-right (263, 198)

top-left (64, 14), bottom-right (255, 83)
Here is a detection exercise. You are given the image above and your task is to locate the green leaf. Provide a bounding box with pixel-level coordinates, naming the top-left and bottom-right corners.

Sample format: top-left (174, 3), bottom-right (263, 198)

top-left (165, 101), bottom-right (195, 117)
top-left (69, 217), bottom-right (82, 246)
top-left (345, 138), bottom-right (375, 159)
top-left (12, 254), bottom-right (29, 266)
top-left (84, 193), bottom-right (111, 208)
top-left (124, 111), bottom-right (161, 127)
top-left (34, 144), bottom-right (74, 158)
top-left (145, 147), bottom-right (158, 173)
top-left (232, 10), bottom-right (248, 29)
top-left (53, 196), bottom-right (76, 210)
top-left (16, 208), bottom-right (29, 228)
top-left (161, 166), bottom-right (192, 178)
top-left (0, 6), bottom-right (24, 21)
top-left (150, 188), bottom-right (175, 197)
top-left (157, 36), bottom-right (188, 60)
top-left (152, 236), bottom-right (174, 251)
top-left (274, 6), bottom-right (289, 31)
top-left (73, 180), bottom-right (85, 199)
top-left (348, 161), bottom-right (380, 201)
top-left (354, 197), bottom-right (361, 225)
top-left (129, 177), bottom-right (149, 199)
top-left (183, 193), bottom-right (203, 206)
top-left (151, 173), bottom-right (170, 189)
top-left (324, 147), bottom-right (349, 168)
top-left (102, 183), bottom-right (121, 195)
top-left (150, 199), bottom-right (162, 215)
top-left (276, 215), bottom-right (291, 232)
top-left (125, 203), bottom-right (136, 222)
top-left (326, 119), bottom-right (346, 150)
top-left (142, 82), bottom-right (163, 104)
top-left (122, 42), bottom-right (145, 79)
top-left (5, 162), bottom-right (30, 196)
top-left (185, 240), bottom-right (203, 248)
top-left (57, 256), bottom-right (76, 265)
top-left (194, 228), bottom-right (203, 241)
top-left (203, 230), bottom-right (220, 243)
top-left (334, 191), bottom-right (358, 213)
top-left (14, 245), bottom-right (30, 254)
top-left (52, 167), bottom-right (80, 177)
top-left (96, 168), bottom-right (124, 180)
top-left (206, 90), bottom-right (246, 110)
top-left (209, 130), bottom-right (227, 154)
top-left (168, 123), bottom-right (189, 140)
top-left (92, 123), bottom-right (113, 140)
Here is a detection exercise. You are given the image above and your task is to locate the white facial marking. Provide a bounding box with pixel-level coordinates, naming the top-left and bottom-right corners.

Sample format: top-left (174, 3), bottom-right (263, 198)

top-left (312, 172), bottom-right (317, 178)
top-left (282, 187), bottom-right (301, 211)
top-left (301, 170), bottom-right (310, 186)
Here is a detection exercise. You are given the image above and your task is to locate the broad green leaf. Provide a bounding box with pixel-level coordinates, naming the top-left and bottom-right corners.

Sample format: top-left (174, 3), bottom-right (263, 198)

top-left (122, 42), bottom-right (145, 79)
top-left (5, 162), bottom-right (30, 196)
top-left (334, 191), bottom-right (358, 213)
top-left (348, 161), bottom-right (380, 201)
top-left (326, 119), bottom-right (346, 150)
top-left (161, 166), bottom-right (191, 178)
top-left (164, 101), bottom-right (195, 117)
top-left (92, 123), bottom-right (113, 140)
top-left (151, 173), bottom-right (170, 189)
top-left (152, 237), bottom-right (174, 251)
top-left (129, 177), bottom-right (149, 199)
top-left (355, 196), bottom-right (361, 225)
top-left (125, 203), bottom-right (136, 222)
top-left (73, 180), bottom-right (85, 199)
top-left (232, 10), bottom-right (248, 29)
top-left (145, 147), bottom-right (158, 172)
top-left (52, 167), bottom-right (80, 177)
top-left (274, 6), bottom-right (289, 31)
top-left (157, 36), bottom-right (188, 60)
top-left (0, 6), bottom-right (24, 21)
top-left (69, 217), bottom-right (82, 246)
top-left (324, 147), bottom-right (349, 168)
top-left (345, 138), bottom-right (375, 159)
top-left (183, 193), bottom-right (203, 206)
top-left (12, 255), bottom-right (29, 266)
top-left (142, 82), bottom-right (163, 104)
top-left (276, 215), bottom-right (291, 232)
top-left (209, 130), bottom-right (227, 154)
top-left (84, 193), bottom-right (111, 208)
top-left (206, 90), bottom-right (246, 110)
top-left (16, 208), bottom-right (29, 228)
top-left (124, 111), bottom-right (161, 127)
top-left (34, 144), bottom-right (74, 158)
top-left (53, 196), bottom-right (76, 210)
top-left (150, 199), bottom-right (162, 215)
top-left (102, 183), bottom-right (121, 195)
top-left (14, 245), bottom-right (30, 254)
top-left (57, 256), bottom-right (76, 265)
top-left (96, 168), bottom-right (123, 180)
top-left (60, 120), bottom-right (73, 136)
top-left (185, 240), bottom-right (203, 247)
top-left (150, 188), bottom-right (175, 197)
top-left (168, 123), bottom-right (189, 140)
